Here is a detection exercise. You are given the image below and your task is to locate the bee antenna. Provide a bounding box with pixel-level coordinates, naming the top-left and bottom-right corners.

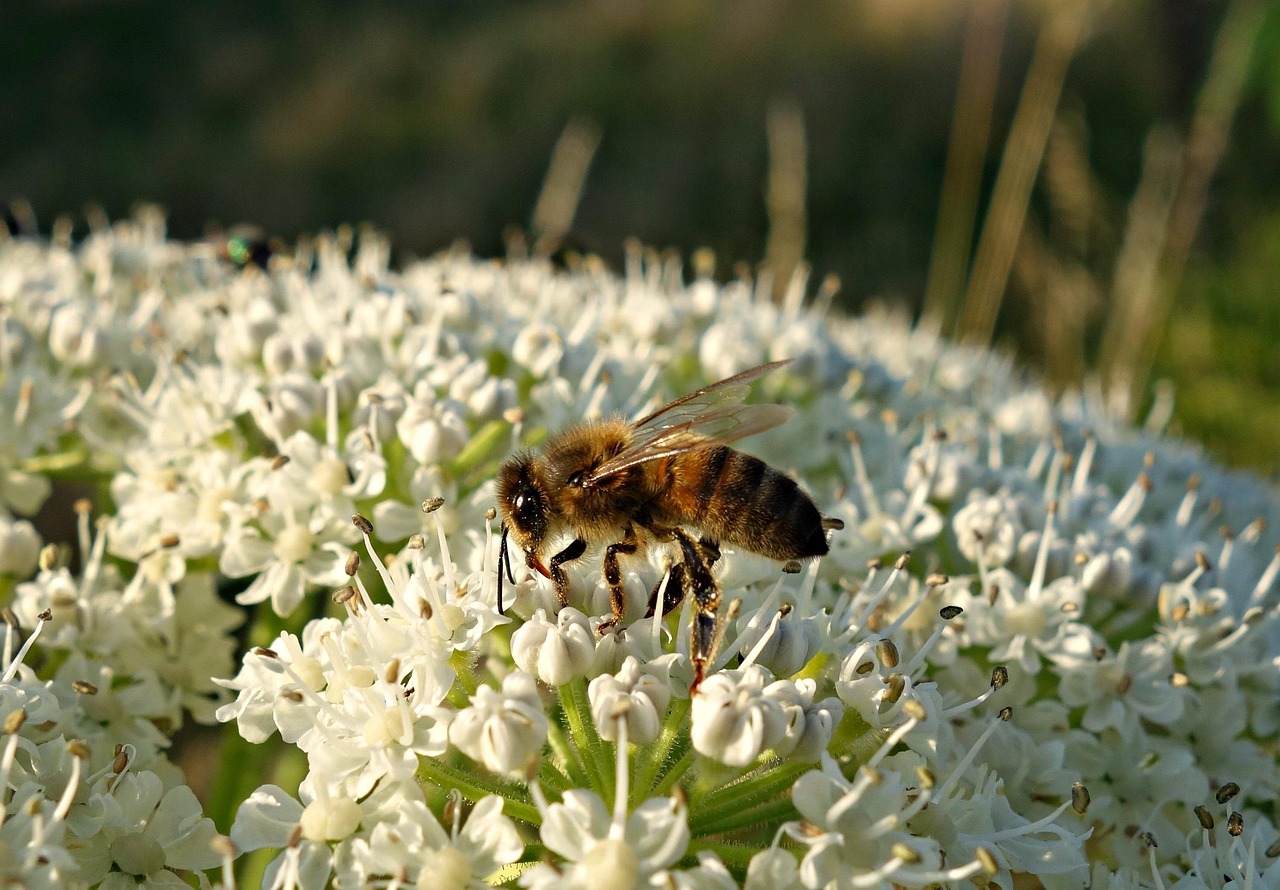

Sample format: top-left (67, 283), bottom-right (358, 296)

top-left (498, 523), bottom-right (515, 613)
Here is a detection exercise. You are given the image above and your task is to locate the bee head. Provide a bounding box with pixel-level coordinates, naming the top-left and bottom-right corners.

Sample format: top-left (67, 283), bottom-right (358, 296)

top-left (496, 454), bottom-right (554, 559)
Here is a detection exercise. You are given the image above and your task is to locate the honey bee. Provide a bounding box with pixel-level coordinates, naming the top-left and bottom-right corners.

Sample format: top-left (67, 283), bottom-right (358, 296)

top-left (496, 360), bottom-right (837, 692)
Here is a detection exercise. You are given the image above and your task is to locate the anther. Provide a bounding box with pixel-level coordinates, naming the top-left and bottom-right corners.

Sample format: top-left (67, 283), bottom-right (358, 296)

top-left (271, 455), bottom-right (290, 470)
top-left (345, 553), bottom-right (360, 576)
top-left (72, 680), bottom-right (98, 695)
top-left (421, 497), bottom-right (445, 514)
top-left (253, 646), bottom-right (279, 659)
top-left (998, 706), bottom-right (1013, 721)
top-left (1228, 811), bottom-right (1244, 837)
top-left (782, 560), bottom-right (802, 574)
top-left (894, 551), bottom-right (911, 571)
top-left (939, 605), bottom-right (963, 620)
top-left (352, 513), bottom-right (374, 535)
top-left (877, 639), bottom-right (900, 668)
top-left (1193, 805), bottom-right (1213, 830)
top-left (332, 586), bottom-right (357, 606)
top-left (925, 573), bottom-right (948, 587)
top-left (990, 666), bottom-right (1009, 689)
top-left (1216, 782), bottom-right (1240, 804)
top-left (1071, 783), bottom-right (1090, 814)
top-left (407, 534), bottom-right (425, 550)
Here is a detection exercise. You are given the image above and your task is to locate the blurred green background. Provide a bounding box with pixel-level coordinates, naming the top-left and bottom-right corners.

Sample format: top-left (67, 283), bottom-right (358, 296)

top-left (4, 0), bottom-right (1280, 473)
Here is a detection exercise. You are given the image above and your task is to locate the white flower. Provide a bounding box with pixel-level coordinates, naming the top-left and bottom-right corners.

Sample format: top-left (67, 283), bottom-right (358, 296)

top-left (450, 670), bottom-right (548, 774)
top-left (953, 491), bottom-right (1026, 568)
top-left (522, 791), bottom-right (690, 890)
top-left (0, 515), bottom-right (40, 576)
top-left (94, 771), bottom-right (222, 882)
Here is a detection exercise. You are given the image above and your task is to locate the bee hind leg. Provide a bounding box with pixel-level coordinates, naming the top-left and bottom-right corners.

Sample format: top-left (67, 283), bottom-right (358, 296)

top-left (643, 561), bottom-right (687, 619)
top-left (698, 537), bottom-right (721, 567)
top-left (672, 529), bottom-right (722, 694)
top-left (596, 527), bottom-right (638, 634)
top-left (549, 538), bottom-right (587, 607)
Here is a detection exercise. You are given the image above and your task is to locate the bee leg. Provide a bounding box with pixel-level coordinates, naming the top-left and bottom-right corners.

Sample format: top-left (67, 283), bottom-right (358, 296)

top-left (549, 538), bottom-right (587, 607)
top-left (672, 529), bottom-right (721, 694)
top-left (643, 562), bottom-right (687, 619)
top-left (698, 537), bottom-right (721, 567)
top-left (597, 528), bottom-right (639, 634)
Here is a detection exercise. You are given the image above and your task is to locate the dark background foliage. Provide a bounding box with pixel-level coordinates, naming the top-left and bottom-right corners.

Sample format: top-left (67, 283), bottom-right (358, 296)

top-left (5, 0), bottom-right (1280, 471)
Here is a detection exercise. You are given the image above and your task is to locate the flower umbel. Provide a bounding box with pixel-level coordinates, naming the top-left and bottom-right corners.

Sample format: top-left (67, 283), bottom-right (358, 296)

top-left (2, 214), bottom-right (1279, 888)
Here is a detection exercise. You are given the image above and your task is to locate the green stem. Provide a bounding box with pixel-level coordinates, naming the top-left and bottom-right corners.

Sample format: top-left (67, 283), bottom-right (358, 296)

top-left (691, 794), bottom-right (802, 837)
top-left (417, 757), bottom-right (540, 825)
top-left (560, 678), bottom-right (612, 800)
top-left (547, 717), bottom-right (591, 789)
top-left (686, 840), bottom-right (767, 868)
top-left (632, 697), bottom-right (690, 804)
top-left (696, 758), bottom-right (810, 826)
top-left (650, 745), bottom-right (697, 799)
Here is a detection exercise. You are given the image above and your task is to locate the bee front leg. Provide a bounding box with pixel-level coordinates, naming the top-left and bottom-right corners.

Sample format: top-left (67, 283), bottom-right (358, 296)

top-left (672, 529), bottom-right (722, 694)
top-left (597, 527), bottom-right (639, 634)
top-left (548, 538), bottom-right (587, 607)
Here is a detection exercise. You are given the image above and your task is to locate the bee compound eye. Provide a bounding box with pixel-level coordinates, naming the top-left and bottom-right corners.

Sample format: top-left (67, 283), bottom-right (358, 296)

top-left (567, 470), bottom-right (584, 487)
top-left (513, 493), bottom-right (525, 511)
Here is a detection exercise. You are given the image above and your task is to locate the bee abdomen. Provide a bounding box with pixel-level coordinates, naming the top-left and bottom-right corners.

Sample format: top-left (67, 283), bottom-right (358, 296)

top-left (694, 448), bottom-right (827, 561)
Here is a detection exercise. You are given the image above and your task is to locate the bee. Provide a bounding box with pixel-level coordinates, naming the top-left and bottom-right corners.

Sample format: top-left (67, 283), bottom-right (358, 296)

top-left (496, 360), bottom-right (838, 692)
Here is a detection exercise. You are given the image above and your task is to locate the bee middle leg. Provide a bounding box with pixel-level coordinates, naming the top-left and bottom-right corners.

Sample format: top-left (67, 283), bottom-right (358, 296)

top-left (549, 538), bottom-right (587, 606)
top-left (596, 527), bottom-right (639, 634)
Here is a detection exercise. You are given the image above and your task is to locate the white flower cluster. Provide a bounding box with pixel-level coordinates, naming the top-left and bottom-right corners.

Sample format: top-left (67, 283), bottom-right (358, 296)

top-left (1, 211), bottom-right (1279, 888)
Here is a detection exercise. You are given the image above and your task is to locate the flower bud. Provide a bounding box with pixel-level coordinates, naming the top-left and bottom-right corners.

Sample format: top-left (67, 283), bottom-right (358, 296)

top-left (511, 608), bottom-right (596, 687)
top-left (449, 671), bottom-right (548, 774)
top-left (588, 656), bottom-right (672, 745)
top-left (690, 665), bottom-right (787, 766)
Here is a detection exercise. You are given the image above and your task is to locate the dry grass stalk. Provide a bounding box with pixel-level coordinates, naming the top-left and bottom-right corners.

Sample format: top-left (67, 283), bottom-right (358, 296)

top-left (764, 98), bottom-right (808, 303)
top-left (923, 0), bottom-right (1010, 330)
top-left (531, 117), bottom-right (603, 256)
top-left (954, 3), bottom-right (1090, 347)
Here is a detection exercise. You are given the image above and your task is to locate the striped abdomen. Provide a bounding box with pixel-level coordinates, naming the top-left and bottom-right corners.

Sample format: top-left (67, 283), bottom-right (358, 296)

top-left (666, 445), bottom-right (827, 560)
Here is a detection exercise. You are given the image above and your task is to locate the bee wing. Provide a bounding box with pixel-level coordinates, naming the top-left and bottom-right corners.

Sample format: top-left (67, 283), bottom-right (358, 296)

top-left (586, 361), bottom-right (794, 483)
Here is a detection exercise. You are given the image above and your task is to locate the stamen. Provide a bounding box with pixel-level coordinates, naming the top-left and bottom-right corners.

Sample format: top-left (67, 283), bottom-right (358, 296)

top-left (53, 741), bottom-right (87, 822)
top-left (715, 575), bottom-right (784, 669)
top-left (1027, 502), bottom-right (1058, 603)
top-left (933, 712), bottom-right (1004, 801)
top-left (1108, 471), bottom-right (1151, 528)
top-left (846, 551), bottom-right (910, 631)
top-left (609, 703), bottom-right (630, 840)
top-left (1071, 434), bottom-right (1096, 494)
top-left (738, 611), bottom-right (782, 671)
top-left (1174, 475), bottom-right (1200, 528)
top-left (1, 609), bottom-right (50, 684)
top-left (1249, 546), bottom-right (1280, 607)
top-left (650, 567), bottom-right (671, 651)
top-left (847, 433), bottom-right (882, 521)
top-left (865, 712), bottom-right (921, 770)
top-left (987, 426), bottom-right (1003, 470)
top-left (1042, 450), bottom-right (1063, 505)
top-left (941, 665), bottom-right (1008, 718)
